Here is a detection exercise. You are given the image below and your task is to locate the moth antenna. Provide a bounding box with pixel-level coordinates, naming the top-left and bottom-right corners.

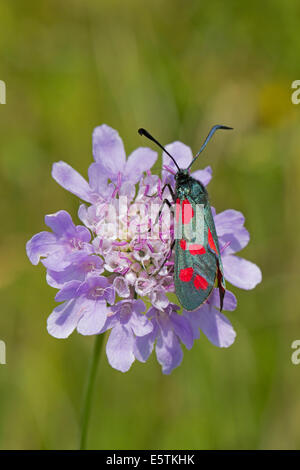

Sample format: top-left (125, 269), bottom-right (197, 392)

top-left (187, 125), bottom-right (233, 170)
top-left (138, 128), bottom-right (181, 172)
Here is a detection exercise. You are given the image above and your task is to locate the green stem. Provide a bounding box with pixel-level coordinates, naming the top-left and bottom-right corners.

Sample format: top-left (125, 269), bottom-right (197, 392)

top-left (80, 333), bottom-right (105, 450)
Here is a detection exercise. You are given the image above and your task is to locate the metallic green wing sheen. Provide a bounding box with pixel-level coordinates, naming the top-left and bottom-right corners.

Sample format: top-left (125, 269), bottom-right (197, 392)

top-left (174, 174), bottom-right (225, 311)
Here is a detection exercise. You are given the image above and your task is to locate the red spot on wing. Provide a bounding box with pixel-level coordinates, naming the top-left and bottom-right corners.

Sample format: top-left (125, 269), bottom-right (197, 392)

top-left (180, 239), bottom-right (187, 250)
top-left (179, 267), bottom-right (194, 282)
top-left (182, 199), bottom-right (194, 224)
top-left (194, 275), bottom-right (208, 290)
top-left (208, 228), bottom-right (218, 254)
top-left (189, 244), bottom-right (206, 255)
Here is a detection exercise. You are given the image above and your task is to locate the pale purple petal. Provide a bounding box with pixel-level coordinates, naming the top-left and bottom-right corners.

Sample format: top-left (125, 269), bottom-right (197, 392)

top-left (88, 163), bottom-right (114, 199)
top-left (155, 329), bottom-right (183, 375)
top-left (135, 274), bottom-right (156, 297)
top-left (41, 250), bottom-right (78, 271)
top-left (92, 124), bottom-right (126, 177)
top-left (78, 203), bottom-right (106, 232)
top-left (75, 226), bottom-right (92, 243)
top-left (149, 289), bottom-right (169, 310)
top-left (124, 147), bottom-right (157, 184)
top-left (222, 255), bottom-right (262, 290)
top-left (106, 324), bottom-right (135, 372)
top-left (98, 313), bottom-right (119, 333)
top-left (52, 161), bottom-right (96, 203)
top-left (134, 329), bottom-right (156, 362)
top-left (47, 299), bottom-right (82, 339)
top-left (47, 253), bottom-right (104, 288)
top-left (183, 310), bottom-right (201, 340)
top-left (26, 231), bottom-right (57, 265)
top-left (215, 210), bottom-right (245, 234)
top-left (191, 166), bottom-right (213, 186)
top-left (119, 181), bottom-right (136, 200)
top-left (116, 305), bottom-right (133, 326)
top-left (170, 313), bottom-right (194, 349)
top-left (162, 141), bottom-right (192, 182)
top-left (215, 209), bottom-right (250, 254)
top-left (192, 308), bottom-right (236, 348)
top-left (219, 228), bottom-right (250, 255)
top-left (77, 275), bottom-right (115, 304)
top-left (112, 300), bottom-right (147, 334)
top-left (104, 286), bottom-right (115, 305)
top-left (45, 210), bottom-right (76, 238)
top-left (55, 280), bottom-right (82, 301)
top-left (41, 250), bottom-right (70, 271)
top-left (209, 288), bottom-right (237, 311)
top-left (113, 276), bottom-right (130, 298)
top-left (77, 299), bottom-right (108, 335)
top-left (130, 311), bottom-right (153, 337)
top-left (131, 299), bottom-right (146, 315)
top-left (222, 290), bottom-right (238, 311)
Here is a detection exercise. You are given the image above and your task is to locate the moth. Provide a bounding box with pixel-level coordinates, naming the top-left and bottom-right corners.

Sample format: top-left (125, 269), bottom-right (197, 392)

top-left (138, 125), bottom-right (232, 311)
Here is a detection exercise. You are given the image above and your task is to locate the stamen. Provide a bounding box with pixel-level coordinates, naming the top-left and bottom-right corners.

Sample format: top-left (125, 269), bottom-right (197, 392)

top-left (69, 238), bottom-right (83, 250)
top-left (92, 285), bottom-right (113, 299)
top-left (163, 164), bottom-right (176, 175)
top-left (119, 254), bottom-right (133, 264)
top-left (147, 242), bottom-right (154, 253)
top-left (134, 240), bottom-right (147, 251)
top-left (158, 179), bottom-right (162, 199)
top-left (113, 267), bottom-right (123, 273)
top-left (111, 186), bottom-right (118, 199)
top-left (121, 267), bottom-right (130, 276)
top-left (220, 241), bottom-right (231, 254)
top-left (159, 231), bottom-right (167, 244)
top-left (111, 172), bottom-right (123, 198)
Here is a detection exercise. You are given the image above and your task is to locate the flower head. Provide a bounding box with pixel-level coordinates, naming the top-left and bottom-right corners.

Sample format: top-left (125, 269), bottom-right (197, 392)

top-left (27, 124), bottom-right (262, 374)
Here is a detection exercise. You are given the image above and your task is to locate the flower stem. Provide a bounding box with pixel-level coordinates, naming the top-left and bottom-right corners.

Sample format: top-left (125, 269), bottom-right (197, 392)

top-left (80, 333), bottom-right (105, 450)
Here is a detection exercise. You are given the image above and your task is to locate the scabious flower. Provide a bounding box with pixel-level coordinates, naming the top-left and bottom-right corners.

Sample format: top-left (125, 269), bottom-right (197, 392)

top-left (26, 124), bottom-right (262, 374)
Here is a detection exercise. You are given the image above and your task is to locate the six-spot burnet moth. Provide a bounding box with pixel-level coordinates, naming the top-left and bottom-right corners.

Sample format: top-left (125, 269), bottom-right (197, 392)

top-left (138, 125), bottom-right (232, 311)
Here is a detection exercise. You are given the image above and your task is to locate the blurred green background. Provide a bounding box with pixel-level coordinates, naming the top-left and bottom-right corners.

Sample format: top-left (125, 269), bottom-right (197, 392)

top-left (0, 0), bottom-right (300, 450)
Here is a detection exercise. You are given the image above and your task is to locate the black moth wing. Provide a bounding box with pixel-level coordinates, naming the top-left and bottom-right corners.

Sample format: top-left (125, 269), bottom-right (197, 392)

top-left (174, 177), bottom-right (225, 311)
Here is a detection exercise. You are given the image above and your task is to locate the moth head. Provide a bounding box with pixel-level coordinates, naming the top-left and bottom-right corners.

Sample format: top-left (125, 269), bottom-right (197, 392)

top-left (175, 169), bottom-right (189, 184)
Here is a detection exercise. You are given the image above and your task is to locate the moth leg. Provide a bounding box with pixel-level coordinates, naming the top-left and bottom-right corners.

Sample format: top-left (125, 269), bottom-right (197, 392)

top-left (146, 183), bottom-right (176, 202)
top-left (151, 240), bottom-right (175, 276)
top-left (148, 198), bottom-right (173, 233)
top-left (156, 198), bottom-right (173, 224)
top-left (149, 197), bottom-right (175, 276)
top-left (161, 183), bottom-right (176, 202)
top-left (217, 262), bottom-right (225, 311)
